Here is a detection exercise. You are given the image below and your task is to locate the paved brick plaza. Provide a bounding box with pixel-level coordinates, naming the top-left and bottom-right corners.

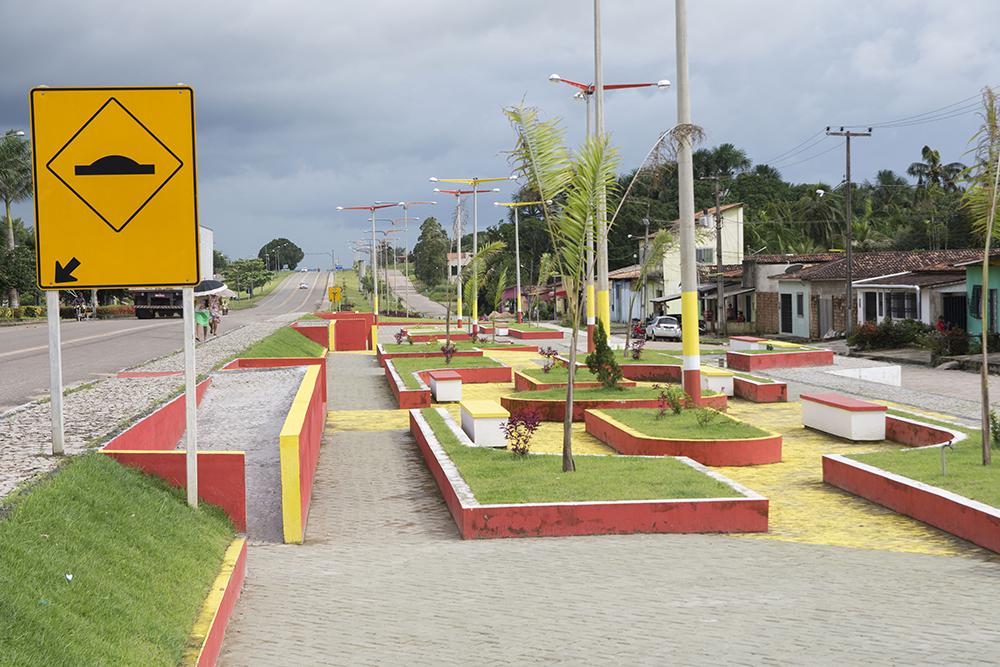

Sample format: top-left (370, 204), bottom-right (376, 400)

top-left (219, 352), bottom-right (1000, 665)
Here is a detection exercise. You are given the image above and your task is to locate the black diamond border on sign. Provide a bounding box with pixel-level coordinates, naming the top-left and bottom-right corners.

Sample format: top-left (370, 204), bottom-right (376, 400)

top-left (46, 97), bottom-right (184, 233)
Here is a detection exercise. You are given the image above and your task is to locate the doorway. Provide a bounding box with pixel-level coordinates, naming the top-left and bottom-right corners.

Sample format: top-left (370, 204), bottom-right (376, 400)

top-left (780, 293), bottom-right (793, 334)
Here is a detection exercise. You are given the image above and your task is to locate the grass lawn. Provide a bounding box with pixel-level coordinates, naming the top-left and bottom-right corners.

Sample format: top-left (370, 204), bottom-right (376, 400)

top-left (514, 385), bottom-right (719, 401)
top-left (381, 340), bottom-right (522, 353)
top-left (328, 270), bottom-right (371, 313)
top-left (521, 366), bottom-right (619, 384)
top-left (851, 418), bottom-right (1000, 509)
top-left (599, 408), bottom-right (768, 439)
top-left (421, 409), bottom-right (738, 503)
top-left (390, 356), bottom-right (503, 389)
top-left (0, 454), bottom-right (234, 666)
top-left (238, 326), bottom-right (325, 359)
top-left (227, 270), bottom-right (292, 311)
top-left (618, 350), bottom-right (682, 365)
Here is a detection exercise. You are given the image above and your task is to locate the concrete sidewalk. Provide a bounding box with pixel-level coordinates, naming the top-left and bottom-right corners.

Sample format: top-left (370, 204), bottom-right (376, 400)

top-left (385, 269), bottom-right (447, 318)
top-left (218, 351), bottom-right (1000, 665)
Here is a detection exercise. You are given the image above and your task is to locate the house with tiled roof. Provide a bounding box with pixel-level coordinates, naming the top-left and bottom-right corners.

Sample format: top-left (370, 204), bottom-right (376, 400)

top-left (952, 250), bottom-right (1000, 336)
top-left (776, 250), bottom-right (982, 338)
top-left (740, 252), bottom-right (841, 335)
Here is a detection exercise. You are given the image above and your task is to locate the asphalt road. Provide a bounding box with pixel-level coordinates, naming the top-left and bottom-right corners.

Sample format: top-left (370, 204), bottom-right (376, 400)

top-left (0, 271), bottom-right (328, 413)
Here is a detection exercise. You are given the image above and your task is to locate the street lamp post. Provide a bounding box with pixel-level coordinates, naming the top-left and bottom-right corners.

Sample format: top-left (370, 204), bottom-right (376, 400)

top-left (431, 176), bottom-right (514, 333)
top-left (494, 200), bottom-right (549, 323)
top-left (375, 200), bottom-right (435, 317)
top-left (434, 187), bottom-right (498, 329)
top-left (548, 73), bottom-right (670, 347)
top-left (336, 203), bottom-right (401, 347)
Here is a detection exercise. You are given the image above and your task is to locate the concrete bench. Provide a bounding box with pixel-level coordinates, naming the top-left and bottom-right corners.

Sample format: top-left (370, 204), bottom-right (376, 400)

top-left (801, 392), bottom-right (886, 441)
top-left (428, 369), bottom-right (462, 402)
top-left (700, 366), bottom-right (734, 397)
top-left (460, 399), bottom-right (509, 448)
top-left (729, 335), bottom-right (767, 351)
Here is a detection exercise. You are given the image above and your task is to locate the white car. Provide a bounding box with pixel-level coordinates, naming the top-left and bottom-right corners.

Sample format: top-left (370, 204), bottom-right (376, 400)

top-left (645, 315), bottom-right (682, 341)
top-left (298, 282), bottom-right (309, 289)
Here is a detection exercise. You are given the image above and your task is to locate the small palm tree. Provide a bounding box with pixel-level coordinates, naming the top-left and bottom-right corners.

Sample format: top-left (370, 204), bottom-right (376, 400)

top-left (506, 104), bottom-right (620, 472)
top-left (445, 241), bottom-right (505, 344)
top-left (964, 89), bottom-right (1000, 466)
top-left (0, 131), bottom-right (32, 308)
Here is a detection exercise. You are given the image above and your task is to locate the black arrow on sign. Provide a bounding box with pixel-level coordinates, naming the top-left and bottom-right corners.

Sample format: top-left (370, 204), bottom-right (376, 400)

top-left (55, 257), bottom-right (81, 283)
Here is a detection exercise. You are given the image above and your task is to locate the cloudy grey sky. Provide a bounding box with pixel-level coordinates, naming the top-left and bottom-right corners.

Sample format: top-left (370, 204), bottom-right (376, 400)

top-left (3, 0), bottom-right (999, 263)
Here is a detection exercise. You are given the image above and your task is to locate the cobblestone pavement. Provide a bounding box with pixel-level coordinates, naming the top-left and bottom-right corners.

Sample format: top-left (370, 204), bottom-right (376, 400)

top-left (0, 316), bottom-right (296, 500)
top-left (221, 350), bottom-right (1000, 665)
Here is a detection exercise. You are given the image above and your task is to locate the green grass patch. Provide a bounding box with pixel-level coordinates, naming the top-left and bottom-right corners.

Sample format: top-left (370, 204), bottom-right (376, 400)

top-left (521, 366), bottom-right (616, 384)
top-left (512, 385), bottom-right (719, 401)
top-left (0, 454), bottom-right (234, 666)
top-left (618, 350), bottom-right (682, 365)
top-left (599, 408), bottom-right (768, 439)
top-left (738, 346), bottom-right (821, 354)
top-left (227, 270), bottom-right (292, 311)
top-left (420, 409), bottom-right (738, 503)
top-left (238, 326), bottom-right (325, 359)
top-left (851, 424), bottom-right (1000, 509)
top-left (381, 340), bottom-right (522, 353)
top-left (390, 356), bottom-right (503, 389)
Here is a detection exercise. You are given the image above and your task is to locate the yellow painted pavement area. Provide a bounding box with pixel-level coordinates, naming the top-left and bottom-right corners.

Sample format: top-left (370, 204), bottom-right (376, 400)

top-left (721, 401), bottom-right (990, 559)
top-left (327, 348), bottom-right (992, 559)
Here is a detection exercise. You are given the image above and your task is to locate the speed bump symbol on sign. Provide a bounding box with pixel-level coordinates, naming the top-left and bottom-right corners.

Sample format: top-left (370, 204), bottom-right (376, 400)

top-left (30, 86), bottom-right (200, 289)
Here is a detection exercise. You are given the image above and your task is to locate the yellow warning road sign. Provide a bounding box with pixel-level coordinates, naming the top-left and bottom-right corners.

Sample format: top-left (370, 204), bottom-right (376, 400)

top-left (329, 286), bottom-right (342, 302)
top-left (30, 86), bottom-right (200, 289)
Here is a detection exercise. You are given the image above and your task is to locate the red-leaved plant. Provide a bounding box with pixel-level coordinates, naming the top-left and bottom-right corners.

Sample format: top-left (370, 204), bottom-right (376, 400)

top-left (441, 341), bottom-right (457, 364)
top-left (502, 411), bottom-right (542, 456)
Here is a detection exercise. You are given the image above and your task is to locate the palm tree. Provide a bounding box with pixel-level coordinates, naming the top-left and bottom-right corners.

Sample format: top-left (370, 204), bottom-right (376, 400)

top-left (964, 88), bottom-right (1000, 466)
top-left (908, 145), bottom-right (965, 191)
top-left (506, 104), bottom-right (620, 472)
top-left (0, 131), bottom-right (32, 308)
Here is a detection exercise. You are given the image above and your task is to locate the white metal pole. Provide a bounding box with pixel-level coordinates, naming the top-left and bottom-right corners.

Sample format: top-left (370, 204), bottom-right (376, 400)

top-left (403, 204), bottom-right (410, 317)
top-left (585, 92), bottom-right (596, 350)
top-left (455, 197), bottom-right (463, 328)
top-left (514, 206), bottom-right (523, 323)
top-left (472, 185), bottom-right (479, 334)
top-left (371, 209), bottom-right (378, 320)
top-left (594, 0), bottom-right (610, 336)
top-left (182, 287), bottom-right (198, 508)
top-left (46, 290), bottom-right (64, 455)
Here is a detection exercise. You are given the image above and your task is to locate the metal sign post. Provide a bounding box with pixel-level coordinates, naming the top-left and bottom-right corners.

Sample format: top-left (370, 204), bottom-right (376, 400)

top-left (182, 287), bottom-right (198, 507)
top-left (45, 290), bottom-right (64, 455)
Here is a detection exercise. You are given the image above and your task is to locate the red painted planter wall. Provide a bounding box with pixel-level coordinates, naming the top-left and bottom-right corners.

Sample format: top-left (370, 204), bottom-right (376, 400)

top-left (726, 349), bottom-right (834, 371)
top-left (409, 411), bottom-right (768, 538)
top-left (290, 323), bottom-right (329, 348)
top-left (508, 328), bottom-right (563, 340)
top-left (584, 411), bottom-right (782, 466)
top-left (620, 364), bottom-right (682, 382)
top-left (195, 540), bottom-right (247, 667)
top-left (103, 450), bottom-right (247, 532)
top-left (733, 377), bottom-right (787, 403)
top-left (387, 363), bottom-right (513, 408)
top-left (295, 365), bottom-right (326, 532)
top-left (223, 356), bottom-right (327, 403)
top-left (501, 393), bottom-right (728, 421)
top-left (823, 455), bottom-right (1000, 555)
top-left (103, 379), bottom-right (212, 452)
top-left (312, 312), bottom-right (375, 328)
top-left (333, 318), bottom-right (369, 351)
top-left (409, 332), bottom-right (472, 343)
top-left (885, 416), bottom-right (955, 446)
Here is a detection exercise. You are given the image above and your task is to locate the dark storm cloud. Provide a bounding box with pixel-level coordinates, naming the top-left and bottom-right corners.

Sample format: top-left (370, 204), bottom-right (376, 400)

top-left (3, 0), bottom-right (999, 260)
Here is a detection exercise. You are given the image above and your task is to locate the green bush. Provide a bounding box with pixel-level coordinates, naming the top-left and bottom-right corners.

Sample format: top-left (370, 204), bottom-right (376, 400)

top-left (585, 318), bottom-right (622, 389)
top-left (920, 328), bottom-right (970, 360)
top-left (96, 304), bottom-right (135, 319)
top-left (0, 306), bottom-right (12, 319)
top-left (847, 318), bottom-right (931, 351)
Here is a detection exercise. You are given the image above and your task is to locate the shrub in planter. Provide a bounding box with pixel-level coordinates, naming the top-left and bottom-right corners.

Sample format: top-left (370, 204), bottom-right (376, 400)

top-left (0, 306), bottom-right (12, 319)
top-left (585, 319), bottom-right (623, 389)
top-left (848, 318), bottom-right (930, 351)
top-left (96, 305), bottom-right (135, 319)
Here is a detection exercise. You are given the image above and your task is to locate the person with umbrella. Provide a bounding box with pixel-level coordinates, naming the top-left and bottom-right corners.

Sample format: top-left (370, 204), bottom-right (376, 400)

top-left (194, 280), bottom-right (229, 341)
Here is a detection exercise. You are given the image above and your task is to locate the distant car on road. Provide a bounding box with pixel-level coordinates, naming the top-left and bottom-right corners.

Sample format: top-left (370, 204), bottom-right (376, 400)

top-left (298, 282), bottom-right (309, 289)
top-left (300, 268), bottom-right (308, 272)
top-left (645, 315), bottom-right (682, 341)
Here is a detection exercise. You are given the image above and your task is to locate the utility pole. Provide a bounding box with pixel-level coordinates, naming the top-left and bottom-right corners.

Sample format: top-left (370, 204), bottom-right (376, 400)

top-left (826, 126), bottom-right (872, 337)
top-left (699, 175), bottom-right (726, 336)
top-left (675, 0), bottom-right (701, 403)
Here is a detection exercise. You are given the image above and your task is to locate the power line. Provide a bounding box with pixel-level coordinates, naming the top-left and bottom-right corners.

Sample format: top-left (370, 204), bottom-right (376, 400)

top-left (758, 131), bottom-right (825, 165)
top-left (770, 138), bottom-right (843, 170)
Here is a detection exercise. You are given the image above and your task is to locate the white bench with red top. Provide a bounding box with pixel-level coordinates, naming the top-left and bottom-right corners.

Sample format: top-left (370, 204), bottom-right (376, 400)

top-left (428, 369), bottom-right (462, 402)
top-left (729, 335), bottom-right (768, 351)
top-left (800, 392), bottom-right (887, 441)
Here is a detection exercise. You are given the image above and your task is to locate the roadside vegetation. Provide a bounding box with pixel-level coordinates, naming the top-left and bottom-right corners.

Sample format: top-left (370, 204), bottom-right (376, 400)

top-left (239, 326), bottom-right (325, 358)
top-left (0, 454), bottom-right (234, 666)
top-left (421, 409), bottom-right (737, 504)
top-left (227, 269), bottom-right (292, 311)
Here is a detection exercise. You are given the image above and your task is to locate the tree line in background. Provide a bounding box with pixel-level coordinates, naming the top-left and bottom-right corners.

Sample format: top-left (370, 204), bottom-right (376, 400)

top-left (408, 139), bottom-right (982, 319)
